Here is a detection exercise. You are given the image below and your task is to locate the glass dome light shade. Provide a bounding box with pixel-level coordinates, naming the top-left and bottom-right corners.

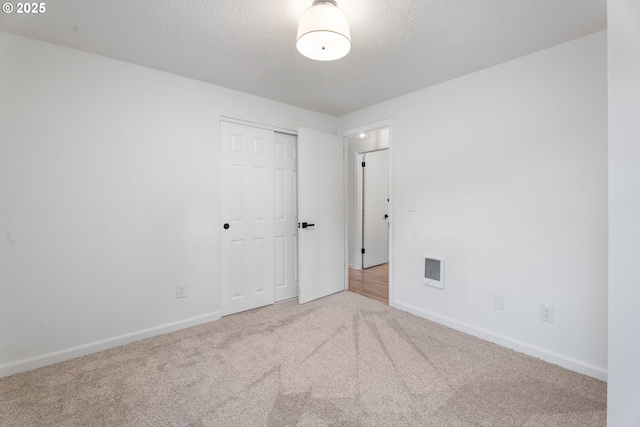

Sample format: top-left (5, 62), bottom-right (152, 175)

top-left (296, 1), bottom-right (351, 61)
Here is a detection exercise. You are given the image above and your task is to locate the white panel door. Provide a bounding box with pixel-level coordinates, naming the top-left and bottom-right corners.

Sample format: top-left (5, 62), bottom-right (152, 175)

top-left (221, 122), bottom-right (275, 316)
top-left (274, 132), bottom-right (299, 302)
top-left (362, 150), bottom-right (389, 268)
top-left (298, 127), bottom-right (345, 304)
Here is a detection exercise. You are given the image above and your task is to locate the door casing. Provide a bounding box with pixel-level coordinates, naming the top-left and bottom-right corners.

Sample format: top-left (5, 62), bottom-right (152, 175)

top-left (341, 120), bottom-right (394, 306)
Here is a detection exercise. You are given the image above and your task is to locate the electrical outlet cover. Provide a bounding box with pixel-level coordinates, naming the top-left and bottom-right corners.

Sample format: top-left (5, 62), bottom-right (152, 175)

top-left (176, 283), bottom-right (187, 299)
top-left (540, 304), bottom-right (554, 323)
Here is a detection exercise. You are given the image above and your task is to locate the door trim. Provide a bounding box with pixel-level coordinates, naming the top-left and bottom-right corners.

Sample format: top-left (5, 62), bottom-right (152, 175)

top-left (220, 116), bottom-right (297, 136)
top-left (340, 119), bottom-right (394, 307)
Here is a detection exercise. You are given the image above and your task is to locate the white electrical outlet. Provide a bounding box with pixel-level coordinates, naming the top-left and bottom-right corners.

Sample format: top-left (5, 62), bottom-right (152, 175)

top-left (540, 304), bottom-right (554, 323)
top-left (493, 294), bottom-right (505, 311)
top-left (176, 283), bottom-right (187, 299)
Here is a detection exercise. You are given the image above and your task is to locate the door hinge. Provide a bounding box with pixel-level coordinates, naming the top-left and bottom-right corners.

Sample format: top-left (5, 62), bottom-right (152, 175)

top-left (361, 248), bottom-right (365, 254)
top-left (361, 161), bottom-right (366, 167)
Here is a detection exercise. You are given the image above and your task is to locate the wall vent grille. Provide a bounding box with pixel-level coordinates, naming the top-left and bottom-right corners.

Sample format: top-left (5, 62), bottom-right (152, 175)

top-left (423, 255), bottom-right (445, 289)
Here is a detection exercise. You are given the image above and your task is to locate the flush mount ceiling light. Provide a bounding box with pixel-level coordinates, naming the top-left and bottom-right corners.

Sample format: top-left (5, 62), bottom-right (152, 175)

top-left (296, 0), bottom-right (351, 61)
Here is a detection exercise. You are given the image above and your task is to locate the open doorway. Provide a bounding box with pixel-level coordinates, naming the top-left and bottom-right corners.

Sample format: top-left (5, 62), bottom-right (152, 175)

top-left (345, 127), bottom-right (390, 304)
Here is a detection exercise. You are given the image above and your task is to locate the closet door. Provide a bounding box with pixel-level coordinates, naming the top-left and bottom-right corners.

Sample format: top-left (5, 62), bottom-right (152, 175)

top-left (274, 132), bottom-right (299, 302)
top-left (221, 122), bottom-right (275, 315)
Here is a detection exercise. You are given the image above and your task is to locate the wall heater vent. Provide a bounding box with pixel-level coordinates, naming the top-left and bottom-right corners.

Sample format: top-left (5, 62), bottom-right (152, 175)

top-left (423, 255), bottom-right (445, 289)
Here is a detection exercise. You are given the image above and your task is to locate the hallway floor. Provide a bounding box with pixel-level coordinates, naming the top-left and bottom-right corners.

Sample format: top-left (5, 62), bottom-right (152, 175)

top-left (348, 263), bottom-right (389, 304)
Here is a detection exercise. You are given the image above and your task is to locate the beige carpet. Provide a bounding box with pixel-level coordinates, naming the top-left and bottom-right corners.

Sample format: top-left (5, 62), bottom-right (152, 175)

top-left (0, 291), bottom-right (606, 426)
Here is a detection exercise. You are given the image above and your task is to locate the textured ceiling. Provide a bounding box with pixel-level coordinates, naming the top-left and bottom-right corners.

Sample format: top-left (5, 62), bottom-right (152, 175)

top-left (0, 0), bottom-right (606, 116)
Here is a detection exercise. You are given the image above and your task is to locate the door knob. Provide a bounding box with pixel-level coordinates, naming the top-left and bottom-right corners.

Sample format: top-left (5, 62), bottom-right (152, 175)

top-left (383, 214), bottom-right (389, 219)
top-left (301, 222), bottom-right (315, 229)
top-left (223, 223), bottom-right (230, 229)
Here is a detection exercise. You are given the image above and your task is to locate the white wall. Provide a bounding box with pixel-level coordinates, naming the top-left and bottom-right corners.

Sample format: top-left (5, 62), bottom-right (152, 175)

top-left (608, 0), bottom-right (640, 423)
top-left (338, 32), bottom-right (608, 379)
top-left (0, 31), bottom-right (335, 377)
top-left (347, 129), bottom-right (389, 268)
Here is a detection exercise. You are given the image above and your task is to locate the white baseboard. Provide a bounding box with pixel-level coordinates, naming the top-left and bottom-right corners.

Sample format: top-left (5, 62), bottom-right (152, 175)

top-left (0, 311), bottom-right (221, 378)
top-left (393, 301), bottom-right (607, 382)
top-left (348, 263), bottom-right (361, 270)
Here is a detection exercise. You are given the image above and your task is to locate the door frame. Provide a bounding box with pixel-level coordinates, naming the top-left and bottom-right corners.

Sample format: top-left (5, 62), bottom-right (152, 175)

top-left (340, 119), bottom-right (394, 306)
top-left (220, 115), bottom-right (298, 135)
